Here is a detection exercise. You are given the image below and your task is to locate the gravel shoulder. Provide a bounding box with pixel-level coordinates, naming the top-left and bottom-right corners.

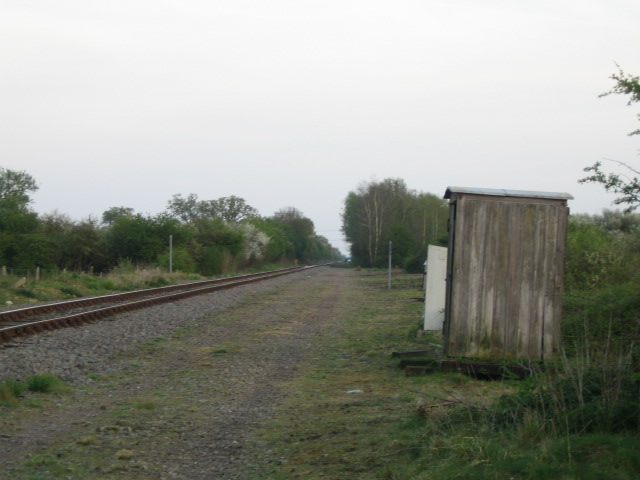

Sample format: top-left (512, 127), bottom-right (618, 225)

top-left (0, 266), bottom-right (355, 479)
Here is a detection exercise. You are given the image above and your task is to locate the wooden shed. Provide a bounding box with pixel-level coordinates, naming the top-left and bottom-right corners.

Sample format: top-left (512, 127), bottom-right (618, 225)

top-left (443, 187), bottom-right (573, 361)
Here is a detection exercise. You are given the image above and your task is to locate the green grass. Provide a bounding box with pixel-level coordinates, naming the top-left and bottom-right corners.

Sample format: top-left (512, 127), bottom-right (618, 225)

top-left (141, 336), bottom-right (167, 349)
top-left (132, 399), bottom-right (157, 410)
top-left (381, 431), bottom-right (640, 480)
top-left (0, 268), bottom-right (205, 308)
top-left (0, 263), bottom-right (292, 309)
top-left (253, 272), bottom-right (468, 478)
top-left (255, 271), bottom-right (640, 480)
top-left (0, 374), bottom-right (68, 409)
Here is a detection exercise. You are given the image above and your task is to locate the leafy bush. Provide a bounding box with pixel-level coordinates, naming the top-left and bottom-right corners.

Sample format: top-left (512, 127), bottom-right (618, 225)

top-left (563, 285), bottom-right (640, 358)
top-left (157, 246), bottom-right (197, 274)
top-left (566, 221), bottom-right (621, 289)
top-left (565, 217), bottom-right (640, 290)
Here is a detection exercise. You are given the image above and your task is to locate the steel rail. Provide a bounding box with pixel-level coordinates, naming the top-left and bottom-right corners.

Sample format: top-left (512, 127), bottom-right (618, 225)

top-left (0, 265), bottom-right (317, 343)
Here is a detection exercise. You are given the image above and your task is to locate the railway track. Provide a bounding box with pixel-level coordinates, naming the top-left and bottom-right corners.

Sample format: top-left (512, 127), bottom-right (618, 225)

top-left (0, 266), bottom-right (317, 343)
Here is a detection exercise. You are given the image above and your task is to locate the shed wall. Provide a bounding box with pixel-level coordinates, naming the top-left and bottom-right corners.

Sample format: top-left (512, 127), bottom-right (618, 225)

top-left (444, 194), bottom-right (568, 360)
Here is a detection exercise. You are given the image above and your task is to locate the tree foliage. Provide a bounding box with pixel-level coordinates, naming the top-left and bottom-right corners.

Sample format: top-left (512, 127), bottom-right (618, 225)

top-left (0, 168), bottom-right (42, 268)
top-left (167, 194), bottom-right (259, 223)
top-left (102, 206), bottom-right (134, 226)
top-left (0, 168), bottom-right (340, 274)
top-left (167, 193), bottom-right (200, 223)
top-left (600, 66), bottom-right (640, 136)
top-left (341, 178), bottom-right (448, 270)
top-left (246, 217), bottom-right (292, 262)
top-left (580, 67), bottom-right (640, 211)
top-left (188, 218), bottom-right (244, 275)
top-left (580, 159), bottom-right (640, 213)
top-left (271, 207), bottom-right (328, 262)
top-left (105, 213), bottom-right (186, 265)
top-left (198, 196), bottom-right (259, 223)
top-left (0, 167), bottom-right (38, 207)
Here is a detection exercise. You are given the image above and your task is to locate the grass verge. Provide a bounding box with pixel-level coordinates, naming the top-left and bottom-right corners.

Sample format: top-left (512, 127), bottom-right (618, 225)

top-left (254, 271), bottom-right (640, 480)
top-left (0, 262), bottom-right (295, 307)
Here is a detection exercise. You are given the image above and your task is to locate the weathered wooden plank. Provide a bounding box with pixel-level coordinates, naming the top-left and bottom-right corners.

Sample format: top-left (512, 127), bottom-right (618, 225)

top-left (399, 358), bottom-right (440, 369)
top-left (448, 196), bottom-right (468, 355)
top-left (440, 359), bottom-right (536, 379)
top-left (493, 200), bottom-right (510, 356)
top-left (391, 350), bottom-right (438, 358)
top-left (516, 203), bottom-right (543, 359)
top-left (480, 199), bottom-right (498, 356)
top-left (466, 198), bottom-right (484, 355)
top-left (522, 204), bottom-right (545, 360)
top-left (544, 202), bottom-right (566, 358)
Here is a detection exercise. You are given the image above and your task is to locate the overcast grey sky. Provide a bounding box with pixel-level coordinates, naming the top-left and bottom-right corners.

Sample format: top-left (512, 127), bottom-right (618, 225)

top-left (2, 1), bottom-right (639, 254)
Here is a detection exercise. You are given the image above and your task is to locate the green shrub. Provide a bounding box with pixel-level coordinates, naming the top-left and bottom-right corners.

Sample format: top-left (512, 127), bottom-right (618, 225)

top-left (146, 275), bottom-right (168, 287)
top-left (0, 276), bottom-right (20, 289)
top-left (112, 258), bottom-right (136, 275)
top-left (59, 285), bottom-right (83, 297)
top-left (158, 246), bottom-right (197, 274)
top-left (14, 288), bottom-right (37, 299)
top-left (0, 379), bottom-right (27, 404)
top-left (81, 277), bottom-right (101, 290)
top-left (402, 254), bottom-right (425, 273)
top-left (25, 374), bottom-right (64, 393)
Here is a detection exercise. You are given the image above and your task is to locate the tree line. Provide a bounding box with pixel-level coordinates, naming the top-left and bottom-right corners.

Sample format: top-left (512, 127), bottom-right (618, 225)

top-left (0, 169), bottom-right (341, 276)
top-left (341, 178), bottom-right (449, 272)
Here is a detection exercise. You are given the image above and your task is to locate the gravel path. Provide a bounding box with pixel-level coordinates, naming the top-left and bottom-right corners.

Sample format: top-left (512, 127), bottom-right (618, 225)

top-left (0, 269), bottom-right (319, 384)
top-left (0, 266), bottom-right (353, 479)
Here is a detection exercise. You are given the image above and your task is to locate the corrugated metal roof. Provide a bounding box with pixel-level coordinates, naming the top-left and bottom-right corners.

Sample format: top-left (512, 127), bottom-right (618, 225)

top-left (444, 186), bottom-right (573, 201)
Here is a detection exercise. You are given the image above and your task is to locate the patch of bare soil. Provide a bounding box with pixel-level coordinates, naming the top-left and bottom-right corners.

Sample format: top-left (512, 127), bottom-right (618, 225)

top-left (0, 267), bottom-right (356, 479)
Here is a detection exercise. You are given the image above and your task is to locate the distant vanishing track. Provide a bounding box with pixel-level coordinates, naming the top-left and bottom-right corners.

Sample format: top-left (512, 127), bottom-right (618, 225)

top-left (0, 266), bottom-right (319, 343)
